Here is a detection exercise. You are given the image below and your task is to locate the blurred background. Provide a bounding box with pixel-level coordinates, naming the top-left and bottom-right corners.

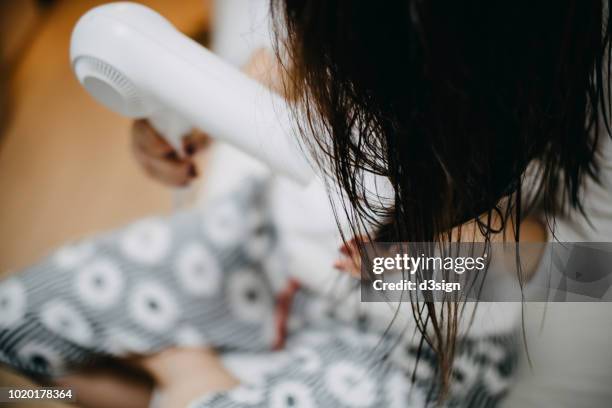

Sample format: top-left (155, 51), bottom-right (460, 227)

top-left (0, 1), bottom-right (277, 405)
top-left (0, 0), bottom-right (211, 273)
top-left (1, 2), bottom-right (611, 408)
top-left (0, 1), bottom-right (211, 406)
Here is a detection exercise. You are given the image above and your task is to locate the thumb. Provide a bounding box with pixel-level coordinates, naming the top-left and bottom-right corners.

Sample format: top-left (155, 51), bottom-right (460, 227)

top-left (182, 130), bottom-right (212, 156)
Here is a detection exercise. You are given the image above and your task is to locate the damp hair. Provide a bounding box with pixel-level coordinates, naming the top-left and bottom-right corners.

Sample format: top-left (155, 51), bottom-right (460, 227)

top-left (270, 0), bottom-right (612, 397)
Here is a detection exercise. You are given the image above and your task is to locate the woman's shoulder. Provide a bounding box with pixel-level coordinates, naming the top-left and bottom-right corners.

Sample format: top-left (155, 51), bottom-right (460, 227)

top-left (554, 133), bottom-right (612, 242)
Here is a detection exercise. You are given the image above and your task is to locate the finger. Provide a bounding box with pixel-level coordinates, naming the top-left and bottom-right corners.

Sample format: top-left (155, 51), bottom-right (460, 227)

top-left (132, 120), bottom-right (177, 159)
top-left (182, 130), bottom-right (212, 156)
top-left (335, 256), bottom-right (362, 271)
top-left (333, 256), bottom-right (361, 278)
top-left (145, 158), bottom-right (196, 187)
top-left (339, 239), bottom-right (358, 257)
top-left (339, 243), bottom-right (352, 256)
top-left (137, 150), bottom-right (198, 187)
top-left (339, 235), bottom-right (370, 257)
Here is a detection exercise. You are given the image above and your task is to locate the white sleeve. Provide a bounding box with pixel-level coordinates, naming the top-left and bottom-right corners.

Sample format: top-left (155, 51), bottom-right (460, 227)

top-left (555, 134), bottom-right (612, 241)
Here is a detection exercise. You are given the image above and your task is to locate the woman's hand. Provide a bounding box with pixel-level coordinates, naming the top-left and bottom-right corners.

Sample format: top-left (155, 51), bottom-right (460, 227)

top-left (130, 49), bottom-right (281, 189)
top-left (131, 119), bottom-right (211, 187)
top-left (333, 237), bottom-right (364, 279)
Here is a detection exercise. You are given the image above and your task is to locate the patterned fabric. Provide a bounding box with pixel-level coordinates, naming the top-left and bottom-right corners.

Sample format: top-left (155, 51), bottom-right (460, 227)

top-left (0, 180), bottom-right (518, 407)
top-left (196, 317), bottom-right (518, 408)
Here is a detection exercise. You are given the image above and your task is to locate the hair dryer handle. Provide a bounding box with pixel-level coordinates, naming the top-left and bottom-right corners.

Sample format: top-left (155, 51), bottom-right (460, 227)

top-left (148, 110), bottom-right (194, 209)
top-left (148, 110), bottom-right (192, 154)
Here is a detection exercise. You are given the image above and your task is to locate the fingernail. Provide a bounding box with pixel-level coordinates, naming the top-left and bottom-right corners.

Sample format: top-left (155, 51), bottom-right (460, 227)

top-left (165, 151), bottom-right (178, 160)
top-left (188, 164), bottom-right (198, 178)
top-left (185, 143), bottom-right (196, 156)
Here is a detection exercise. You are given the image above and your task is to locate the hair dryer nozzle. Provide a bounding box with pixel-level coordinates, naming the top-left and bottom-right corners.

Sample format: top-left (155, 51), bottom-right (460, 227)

top-left (71, 2), bottom-right (314, 185)
top-left (73, 56), bottom-right (147, 117)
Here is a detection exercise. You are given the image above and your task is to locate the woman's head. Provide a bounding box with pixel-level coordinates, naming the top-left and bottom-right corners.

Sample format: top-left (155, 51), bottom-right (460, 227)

top-left (271, 0), bottom-right (611, 395)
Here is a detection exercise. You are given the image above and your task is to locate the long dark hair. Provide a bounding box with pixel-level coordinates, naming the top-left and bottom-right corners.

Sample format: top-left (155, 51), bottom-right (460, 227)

top-left (271, 0), bottom-right (612, 394)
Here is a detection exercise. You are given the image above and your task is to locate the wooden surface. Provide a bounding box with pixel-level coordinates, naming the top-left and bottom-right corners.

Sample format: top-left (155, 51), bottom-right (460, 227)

top-left (0, 0), bottom-right (210, 406)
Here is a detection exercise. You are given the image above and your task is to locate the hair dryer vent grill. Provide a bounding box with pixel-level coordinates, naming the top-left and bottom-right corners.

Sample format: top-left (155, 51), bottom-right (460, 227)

top-left (73, 56), bottom-right (146, 117)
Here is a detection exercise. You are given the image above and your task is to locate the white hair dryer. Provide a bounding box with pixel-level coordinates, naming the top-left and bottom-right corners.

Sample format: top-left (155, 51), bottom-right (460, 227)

top-left (70, 2), bottom-right (313, 185)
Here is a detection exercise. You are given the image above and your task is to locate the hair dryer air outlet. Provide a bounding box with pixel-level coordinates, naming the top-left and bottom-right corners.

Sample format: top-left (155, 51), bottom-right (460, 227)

top-left (70, 2), bottom-right (313, 185)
